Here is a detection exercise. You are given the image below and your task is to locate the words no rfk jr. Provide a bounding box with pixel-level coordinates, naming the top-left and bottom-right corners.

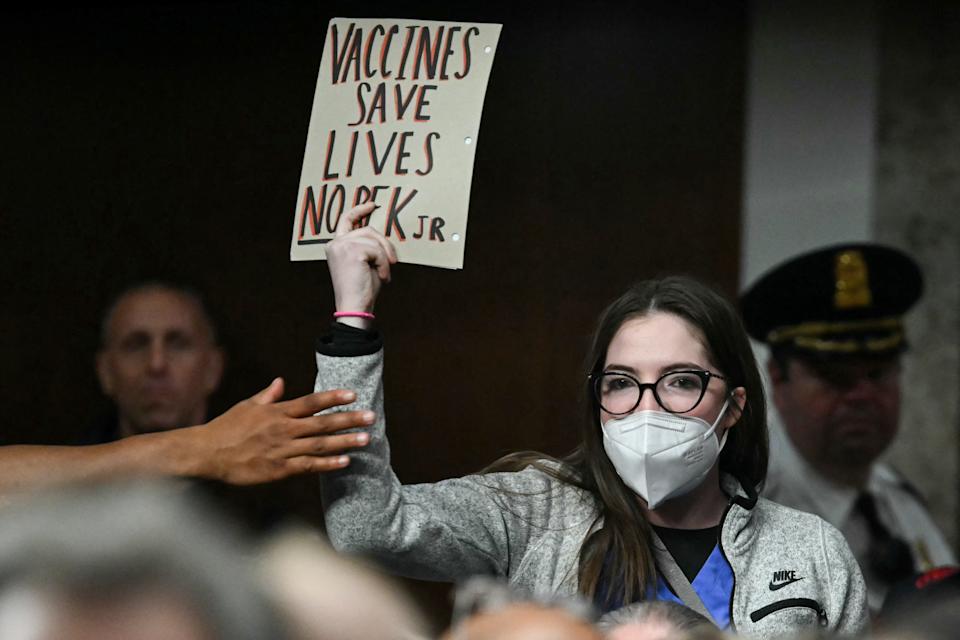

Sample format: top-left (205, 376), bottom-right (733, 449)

top-left (298, 183), bottom-right (446, 243)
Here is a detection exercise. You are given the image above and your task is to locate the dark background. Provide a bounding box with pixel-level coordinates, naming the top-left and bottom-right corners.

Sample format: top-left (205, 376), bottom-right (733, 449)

top-left (0, 1), bottom-right (747, 631)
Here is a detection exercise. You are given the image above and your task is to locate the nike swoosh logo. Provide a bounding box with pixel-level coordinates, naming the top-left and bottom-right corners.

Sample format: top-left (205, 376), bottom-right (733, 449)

top-left (769, 577), bottom-right (804, 591)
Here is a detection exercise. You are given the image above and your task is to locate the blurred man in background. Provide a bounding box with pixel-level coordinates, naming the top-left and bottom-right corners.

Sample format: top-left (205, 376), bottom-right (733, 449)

top-left (94, 281), bottom-right (224, 440)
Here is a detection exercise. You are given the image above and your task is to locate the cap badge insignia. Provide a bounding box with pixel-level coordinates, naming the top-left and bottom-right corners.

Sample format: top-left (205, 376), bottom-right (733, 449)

top-left (834, 250), bottom-right (872, 309)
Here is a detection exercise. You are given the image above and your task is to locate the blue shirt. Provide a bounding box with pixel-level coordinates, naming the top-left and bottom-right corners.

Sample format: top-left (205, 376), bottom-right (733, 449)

top-left (596, 544), bottom-right (734, 629)
top-left (651, 543), bottom-right (733, 628)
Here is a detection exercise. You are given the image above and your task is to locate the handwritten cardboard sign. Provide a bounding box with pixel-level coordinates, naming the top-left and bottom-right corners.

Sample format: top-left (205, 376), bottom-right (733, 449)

top-left (290, 18), bottom-right (502, 269)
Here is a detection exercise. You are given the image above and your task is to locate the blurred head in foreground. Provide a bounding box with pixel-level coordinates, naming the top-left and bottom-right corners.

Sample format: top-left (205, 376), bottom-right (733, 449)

top-left (0, 480), bottom-right (280, 640)
top-left (258, 527), bottom-right (430, 640)
top-left (596, 600), bottom-right (720, 640)
top-left (442, 576), bottom-right (600, 640)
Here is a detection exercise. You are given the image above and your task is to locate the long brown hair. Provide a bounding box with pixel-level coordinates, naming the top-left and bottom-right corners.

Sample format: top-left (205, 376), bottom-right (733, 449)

top-left (487, 276), bottom-right (768, 606)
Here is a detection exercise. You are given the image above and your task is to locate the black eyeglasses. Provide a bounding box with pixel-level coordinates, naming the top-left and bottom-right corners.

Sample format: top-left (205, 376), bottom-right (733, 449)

top-left (590, 369), bottom-right (727, 415)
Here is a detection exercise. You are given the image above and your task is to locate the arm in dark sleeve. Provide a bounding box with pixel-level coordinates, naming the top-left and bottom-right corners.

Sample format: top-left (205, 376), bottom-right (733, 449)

top-left (315, 321), bottom-right (382, 357)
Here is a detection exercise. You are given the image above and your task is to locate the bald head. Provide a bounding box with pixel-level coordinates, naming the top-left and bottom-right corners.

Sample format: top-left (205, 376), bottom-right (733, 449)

top-left (443, 603), bottom-right (601, 640)
top-left (597, 601), bottom-right (718, 640)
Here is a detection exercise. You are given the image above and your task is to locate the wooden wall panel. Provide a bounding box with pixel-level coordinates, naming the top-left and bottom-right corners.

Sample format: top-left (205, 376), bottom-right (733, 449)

top-left (0, 1), bottom-right (746, 632)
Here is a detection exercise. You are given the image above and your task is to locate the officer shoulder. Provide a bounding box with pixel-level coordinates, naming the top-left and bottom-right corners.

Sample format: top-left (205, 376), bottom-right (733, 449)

top-left (873, 463), bottom-right (929, 508)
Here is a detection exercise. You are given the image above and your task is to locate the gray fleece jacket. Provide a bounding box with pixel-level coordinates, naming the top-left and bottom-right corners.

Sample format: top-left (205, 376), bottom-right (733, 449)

top-left (319, 349), bottom-right (868, 638)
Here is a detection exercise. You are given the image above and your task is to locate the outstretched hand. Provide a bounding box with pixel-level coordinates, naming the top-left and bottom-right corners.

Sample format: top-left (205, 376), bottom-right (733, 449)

top-left (187, 378), bottom-right (373, 485)
top-left (325, 202), bottom-right (398, 327)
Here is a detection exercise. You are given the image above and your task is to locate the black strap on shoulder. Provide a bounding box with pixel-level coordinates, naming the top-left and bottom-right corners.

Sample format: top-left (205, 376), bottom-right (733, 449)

top-left (729, 475), bottom-right (759, 509)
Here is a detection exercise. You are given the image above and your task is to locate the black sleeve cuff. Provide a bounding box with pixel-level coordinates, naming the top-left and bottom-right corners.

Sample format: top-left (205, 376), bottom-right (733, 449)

top-left (315, 321), bottom-right (383, 357)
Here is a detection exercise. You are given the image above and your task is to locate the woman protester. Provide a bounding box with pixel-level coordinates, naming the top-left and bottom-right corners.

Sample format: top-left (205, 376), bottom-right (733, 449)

top-left (319, 203), bottom-right (867, 637)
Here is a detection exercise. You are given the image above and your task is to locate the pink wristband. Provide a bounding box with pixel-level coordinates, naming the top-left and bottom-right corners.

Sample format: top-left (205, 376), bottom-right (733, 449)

top-left (334, 311), bottom-right (376, 320)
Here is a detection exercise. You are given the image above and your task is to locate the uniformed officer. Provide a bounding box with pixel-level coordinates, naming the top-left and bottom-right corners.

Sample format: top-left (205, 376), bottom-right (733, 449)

top-left (740, 242), bottom-right (956, 612)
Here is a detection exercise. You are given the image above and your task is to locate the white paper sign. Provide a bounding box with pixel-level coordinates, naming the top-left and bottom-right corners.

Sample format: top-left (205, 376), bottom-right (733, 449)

top-left (290, 18), bottom-right (502, 269)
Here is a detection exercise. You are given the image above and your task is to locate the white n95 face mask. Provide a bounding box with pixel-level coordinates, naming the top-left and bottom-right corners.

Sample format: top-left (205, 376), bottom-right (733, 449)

top-left (601, 401), bottom-right (730, 510)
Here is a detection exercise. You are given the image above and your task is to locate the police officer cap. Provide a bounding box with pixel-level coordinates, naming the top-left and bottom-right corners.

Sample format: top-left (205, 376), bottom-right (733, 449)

top-left (740, 243), bottom-right (923, 358)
